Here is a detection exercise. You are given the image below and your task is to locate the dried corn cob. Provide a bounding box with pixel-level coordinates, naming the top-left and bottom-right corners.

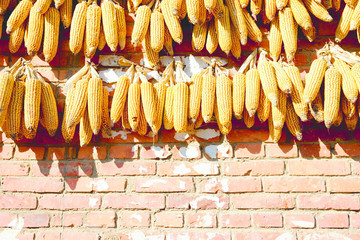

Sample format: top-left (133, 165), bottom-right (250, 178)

top-left (6, 0), bottom-right (32, 34)
top-left (85, 2), bottom-right (101, 58)
top-left (350, 1), bottom-right (360, 30)
top-left (121, 100), bottom-right (131, 130)
top-left (9, 22), bottom-right (25, 54)
top-left (214, 98), bottom-right (232, 135)
top-left (335, 5), bottom-right (353, 42)
top-left (60, 0), bottom-right (72, 28)
top-left (251, 0), bottom-right (262, 15)
top-left (170, 0), bottom-right (183, 15)
top-left (344, 109), bottom-right (358, 131)
top-left (212, 0), bottom-right (225, 18)
top-left (271, 61), bottom-right (292, 94)
top-left (98, 25), bottom-right (106, 51)
top-left (215, 6), bottom-right (232, 55)
top-left (233, 72), bottom-right (246, 119)
top-left (186, 0), bottom-right (202, 25)
top-left (102, 0), bottom-right (119, 51)
top-left (40, 82), bottom-right (58, 136)
top-left (80, 108), bottom-right (93, 147)
top-left (115, 4), bottom-right (126, 50)
top-left (333, 108), bottom-right (343, 127)
top-left (303, 0), bottom-right (333, 22)
top-left (225, 0), bottom-right (247, 45)
top-left (269, 15), bottom-right (282, 61)
top-left (24, 78), bottom-right (41, 133)
top-left (279, 8), bottom-right (297, 62)
top-left (243, 9), bottom-right (262, 43)
top-left (351, 63), bottom-right (360, 92)
top-left (258, 58), bottom-right (279, 105)
top-left (44, 7), bottom-right (60, 62)
top-left (131, 5), bottom-right (151, 47)
top-left (110, 75), bottom-right (130, 125)
top-left (334, 59), bottom-right (358, 103)
top-left (257, 85), bottom-right (271, 122)
top-left (345, 0), bottom-right (357, 7)
top-left (286, 66), bottom-right (308, 121)
top-left (198, 0), bottom-right (207, 25)
top-left (150, 9), bottom-right (165, 53)
top-left (101, 88), bottom-right (112, 138)
top-left (269, 110), bottom-right (282, 142)
top-left (230, 25), bottom-right (242, 59)
top-left (341, 93), bottom-right (356, 119)
top-left (161, 0), bottom-right (183, 44)
top-left (264, 0), bottom-right (276, 21)
top-left (178, 0), bottom-right (187, 20)
top-left (189, 73), bottom-right (203, 124)
top-left (67, 76), bottom-right (89, 128)
top-left (192, 22), bottom-right (208, 52)
top-left (141, 81), bottom-right (157, 133)
top-left (164, 85), bottom-right (174, 130)
top-left (271, 90), bottom-right (286, 129)
top-left (173, 82), bottom-right (189, 133)
top-left (244, 109), bottom-right (255, 128)
top-left (309, 91), bottom-right (324, 123)
top-left (0, 0), bottom-right (9, 14)
top-left (276, 0), bottom-right (288, 10)
top-left (87, 77), bottom-right (103, 135)
top-left (206, 18), bottom-right (218, 54)
top-left (7, 80), bottom-right (25, 140)
top-left (301, 25), bottom-right (316, 42)
top-left (201, 68), bottom-right (216, 123)
top-left (322, 0), bottom-right (332, 10)
top-left (34, 0), bottom-right (51, 14)
top-left (26, 7), bottom-right (44, 56)
top-left (69, 2), bottom-right (87, 54)
top-left (137, 100), bottom-right (148, 136)
top-left (245, 68), bottom-right (261, 117)
top-left (332, 0), bottom-right (340, 11)
top-left (164, 25), bottom-right (174, 55)
top-left (216, 73), bottom-right (232, 127)
top-left (128, 82), bottom-right (141, 131)
top-left (205, 0), bottom-right (216, 12)
top-left (21, 112), bottom-right (36, 139)
top-left (0, 71), bottom-right (14, 128)
top-left (62, 87), bottom-right (76, 143)
top-left (54, 0), bottom-right (65, 9)
top-left (144, 29), bottom-right (159, 68)
top-left (288, 0), bottom-right (312, 30)
top-left (286, 98), bottom-right (302, 140)
top-left (240, 0), bottom-right (250, 8)
top-left (154, 82), bottom-right (167, 132)
top-left (303, 58), bottom-right (327, 104)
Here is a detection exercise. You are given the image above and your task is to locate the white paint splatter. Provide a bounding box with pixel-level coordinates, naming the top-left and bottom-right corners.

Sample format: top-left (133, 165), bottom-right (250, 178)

top-left (112, 130), bottom-right (129, 140)
top-left (275, 233), bottom-right (295, 240)
top-left (218, 143), bottom-right (231, 158)
top-left (291, 220), bottom-right (314, 228)
top-left (0, 217), bottom-right (24, 240)
top-left (178, 181), bottom-right (186, 190)
top-left (179, 146), bottom-right (199, 159)
top-left (151, 146), bottom-right (168, 159)
top-left (204, 145), bottom-right (218, 159)
top-left (199, 213), bottom-right (213, 227)
top-left (91, 179), bottom-right (109, 192)
top-left (193, 163), bottom-right (219, 175)
top-left (221, 179), bottom-right (229, 192)
top-left (189, 196), bottom-right (225, 209)
top-left (141, 179), bottom-right (167, 188)
top-left (130, 213), bottom-right (143, 223)
top-left (89, 197), bottom-right (99, 208)
top-left (139, 166), bottom-right (147, 174)
top-left (195, 129), bottom-right (220, 140)
top-left (173, 163), bottom-right (191, 175)
top-left (174, 132), bottom-right (189, 141)
top-left (204, 178), bottom-right (220, 192)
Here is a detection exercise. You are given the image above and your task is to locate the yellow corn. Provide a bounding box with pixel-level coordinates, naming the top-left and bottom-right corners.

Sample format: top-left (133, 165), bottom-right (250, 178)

top-left (54, 0), bottom-right (65, 9)
top-left (264, 0), bottom-right (276, 21)
top-left (87, 77), bottom-right (103, 135)
top-left (6, 0), bottom-right (32, 34)
top-left (9, 22), bottom-right (25, 54)
top-left (201, 69), bottom-right (216, 123)
top-left (279, 7), bottom-right (298, 62)
top-left (215, 6), bottom-right (232, 55)
top-left (303, 58), bottom-right (327, 103)
top-left (186, 0), bottom-right (203, 25)
top-left (173, 82), bottom-right (189, 133)
top-left (285, 98), bottom-right (302, 140)
top-left (240, 0), bottom-right (250, 8)
top-left (244, 109), bottom-right (255, 128)
top-left (276, 0), bottom-right (288, 10)
top-left (269, 15), bottom-right (282, 61)
top-left (164, 85), bottom-right (174, 130)
top-left (351, 63), bottom-right (360, 94)
top-left (334, 59), bottom-right (358, 103)
top-left (225, 0), bottom-right (248, 45)
top-left (205, 0), bottom-right (216, 11)
top-left (271, 90), bottom-right (286, 129)
top-left (7, 81), bottom-right (25, 140)
top-left (341, 93), bottom-right (356, 119)
top-left (101, 88), bottom-right (112, 138)
top-left (332, 108), bottom-right (343, 127)
top-left (40, 82), bottom-right (58, 137)
top-left (131, 5), bottom-right (151, 47)
top-left (286, 66), bottom-right (308, 121)
top-left (301, 25), bottom-right (316, 42)
top-left (258, 59), bottom-right (279, 106)
top-left (102, 0), bottom-right (119, 51)
top-left (110, 75), bottom-right (130, 125)
top-left (21, 112), bottom-right (36, 140)
top-left (322, 0), bottom-right (332, 10)
top-left (189, 73), bottom-right (203, 123)
top-left (85, 2), bottom-right (101, 58)
top-left (194, 112), bottom-right (204, 129)
top-left (345, 0), bottom-right (357, 7)
top-left (309, 91), bottom-right (324, 123)
top-left (26, 7), bottom-right (44, 56)
top-left (69, 2), bottom-right (87, 54)
top-left (216, 74), bottom-right (232, 127)
top-left (164, 25), bottom-right (174, 55)
top-left (243, 9), bottom-right (262, 43)
top-left (67, 77), bottom-right (89, 128)
top-left (24, 78), bottom-right (41, 133)
top-left (161, 0), bottom-right (183, 44)
top-left (62, 87), bottom-right (76, 143)
top-left (128, 82), bottom-right (141, 131)
top-left (251, 0), bottom-right (262, 15)
top-left (144, 29), bottom-right (159, 68)
top-left (154, 82), bottom-right (167, 132)
top-left (0, 0), bottom-right (9, 14)
top-left (212, 0), bottom-right (225, 18)
top-left (230, 24), bottom-right (242, 59)
top-left (33, 0), bottom-right (51, 14)
top-left (245, 68), bottom-right (261, 117)
top-left (137, 99), bottom-right (148, 136)
top-left (332, 0), bottom-right (340, 11)
top-left (140, 81), bottom-right (157, 133)
top-left (43, 7), bottom-right (60, 62)
top-left (232, 72), bottom-right (246, 119)
top-left (115, 4), bottom-right (126, 50)
top-left (206, 18), bottom-right (218, 54)
top-left (178, 0), bottom-right (187, 20)
top-left (60, 0), bottom-right (72, 29)
top-left (192, 22), bottom-right (208, 52)
top-left (121, 99), bottom-right (131, 130)
top-left (257, 84), bottom-right (271, 122)
top-left (198, 0), bottom-right (207, 25)
top-left (289, 0), bottom-right (312, 30)
top-left (98, 25), bottom-right (106, 51)
top-left (79, 108), bottom-right (92, 147)
top-left (150, 9), bottom-right (165, 53)
top-left (169, 0), bottom-right (183, 16)
top-left (269, 110), bottom-right (282, 143)
top-left (271, 61), bottom-right (293, 94)
top-left (214, 98), bottom-right (232, 135)
top-left (335, 5), bottom-right (353, 42)
top-left (303, 0), bottom-right (333, 22)
top-left (344, 109), bottom-right (358, 131)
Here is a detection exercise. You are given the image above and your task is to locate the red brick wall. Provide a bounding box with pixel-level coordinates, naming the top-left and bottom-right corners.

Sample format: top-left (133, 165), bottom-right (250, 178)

top-left (1, 6), bottom-right (360, 240)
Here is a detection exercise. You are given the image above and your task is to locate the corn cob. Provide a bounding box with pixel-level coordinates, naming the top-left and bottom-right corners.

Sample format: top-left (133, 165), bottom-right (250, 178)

top-left (0, 71), bottom-right (14, 128)
top-left (178, 0), bottom-right (187, 20)
top-left (62, 87), bottom-right (76, 143)
top-left (128, 82), bottom-right (141, 131)
top-left (333, 108), bottom-right (343, 127)
top-left (341, 93), bottom-right (356, 119)
top-left (189, 73), bottom-right (203, 123)
top-left (332, 0), bottom-right (340, 11)
top-left (43, 7), bottom-right (60, 62)
top-left (302, 0), bottom-right (333, 22)
top-left (269, 15), bottom-right (282, 61)
top-left (33, 0), bottom-right (51, 14)
top-left (54, 0), bottom-right (65, 9)
top-left (173, 82), bottom-right (189, 133)
top-left (7, 81), bottom-right (25, 140)
top-left (110, 75), bottom-right (130, 125)
top-left (127, 0), bottom-right (135, 13)
top-left (271, 61), bottom-right (292, 94)
top-left (26, 7), bottom-right (44, 56)
top-left (243, 9), bottom-right (262, 43)
top-left (250, 0), bottom-right (262, 15)
top-left (115, 4), bottom-right (126, 50)
top-left (212, 0), bottom-right (225, 18)
top-left (161, 0), bottom-right (183, 44)
top-left (0, 0), bottom-right (9, 14)
top-left (344, 109), bottom-right (358, 131)
top-left (98, 25), bottom-right (106, 51)
top-left (225, 0), bottom-right (247, 45)
top-left (271, 90), bottom-right (286, 129)
top-left (67, 77), bottom-right (89, 128)
top-left (24, 78), bottom-right (41, 133)
top-left (334, 59), bottom-right (358, 103)
top-left (286, 66), bottom-right (308, 121)
top-left (198, 0), bottom-right (207, 25)
top-left (245, 68), bottom-right (261, 117)
top-left (69, 2), bottom-right (87, 54)
top-left (87, 77), bottom-right (103, 135)
top-left (144, 29), bottom-right (159, 68)
top-left (122, 99), bottom-right (131, 130)
top-left (85, 2), bottom-right (101, 58)
top-left (21, 112), bottom-right (36, 139)
top-left (60, 0), bottom-right (72, 28)
top-left (131, 5), bottom-right (151, 47)
top-left (268, 109), bottom-right (281, 142)
top-left (258, 59), bottom-right (279, 105)
top-left (276, 0), bottom-right (288, 10)
top-left (264, 0), bottom-right (276, 21)
top-left (303, 58), bottom-right (327, 103)
top-left (192, 22), bottom-right (208, 52)
top-left (322, 0), bottom-right (332, 9)
top-left (345, 0), bottom-right (357, 8)
top-left (288, 0), bottom-right (312, 30)
top-left (101, 88), bottom-right (112, 138)
top-left (102, 0), bottom-right (119, 51)
top-left (301, 25), bottom-right (316, 42)
top-left (40, 82), bottom-right (58, 137)
top-left (80, 108), bottom-right (92, 147)
top-left (140, 81), bottom-right (157, 133)
top-left (244, 109), bottom-right (255, 128)
top-left (164, 25), bottom-right (174, 55)
top-left (335, 5), bottom-right (353, 42)
top-left (240, 0), bottom-right (250, 8)
top-left (286, 98), bottom-right (302, 140)
top-left (216, 74), bottom-right (232, 127)
top-left (260, 2), bottom-right (271, 25)
top-left (137, 100), bottom-right (148, 136)
top-left (205, 0), bottom-right (216, 12)
top-left (214, 98), bottom-right (232, 135)
top-left (170, 0), bottom-right (183, 15)
top-left (215, 6), bottom-right (232, 55)
top-left (201, 68), bottom-right (216, 123)
top-left (206, 18), bottom-right (218, 54)
top-left (257, 85), bottom-right (271, 122)
top-left (351, 63), bottom-right (360, 93)
top-left (194, 112), bottom-right (204, 129)
top-left (150, 9), bottom-right (165, 53)
top-left (230, 24), bottom-right (242, 59)
top-left (9, 22), bottom-right (25, 54)
top-left (279, 8), bottom-right (298, 62)
top-left (233, 72), bottom-right (246, 119)
top-left (164, 85), bottom-right (174, 130)
top-left (309, 91), bottom-right (324, 123)
top-left (186, 0), bottom-right (202, 25)
top-left (154, 82), bottom-right (167, 132)
top-left (6, 0), bottom-right (33, 34)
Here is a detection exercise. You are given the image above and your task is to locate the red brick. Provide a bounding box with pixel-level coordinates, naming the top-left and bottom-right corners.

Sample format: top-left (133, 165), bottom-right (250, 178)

top-left (187, 212), bottom-right (217, 228)
top-left (234, 143), bottom-right (265, 158)
top-left (22, 213), bottom-right (50, 228)
top-left (284, 214), bottom-right (315, 228)
top-left (167, 195), bottom-right (229, 210)
top-left (59, 162), bottom-right (93, 177)
top-left (200, 178), bottom-right (261, 193)
top-left (203, 143), bottom-right (233, 159)
top-left (15, 147), bottom-right (45, 160)
top-left (16, 233), bottom-right (35, 240)
top-left (172, 145), bottom-right (201, 160)
top-left (85, 211), bottom-right (116, 228)
top-left (158, 162), bottom-right (219, 176)
top-left (228, 129), bottom-right (283, 142)
top-left (288, 160), bottom-right (351, 176)
top-left (96, 161), bottom-right (156, 175)
top-left (0, 213), bottom-right (17, 227)
top-left (134, 177), bottom-right (193, 192)
top-left (0, 145), bottom-right (14, 159)
top-left (65, 177), bottom-right (126, 192)
top-left (78, 146), bottom-right (107, 160)
top-left (47, 147), bottom-right (66, 160)
top-left (297, 194), bottom-right (360, 210)
top-left (300, 143), bottom-right (332, 158)
top-left (155, 212), bottom-right (183, 228)
top-left (51, 213), bottom-right (61, 227)
top-left (334, 143), bottom-right (360, 157)
top-left (253, 213), bottom-right (283, 228)
top-left (220, 214), bottom-right (251, 228)
top-left (293, 54), bottom-right (308, 66)
top-left (263, 177), bottom-right (325, 193)
top-left (103, 194), bottom-right (165, 209)
top-left (101, 130), bottom-right (158, 143)
top-left (63, 195), bottom-right (101, 209)
top-left (107, 232), bottom-right (165, 240)
top-left (351, 214), bottom-right (360, 228)
top-left (234, 232), bottom-right (296, 240)
top-left (31, 162), bottom-right (62, 177)
top-left (140, 145), bottom-right (172, 159)
top-left (62, 232), bottom-right (99, 240)
top-left (2, 177), bottom-right (64, 193)
top-left (266, 144), bottom-right (298, 158)
top-left (0, 55), bottom-right (9, 66)
top-left (317, 213), bottom-right (349, 229)
top-left (233, 194), bottom-right (295, 209)
top-left (36, 232), bottom-right (61, 240)
top-left (0, 162), bottom-right (29, 176)
top-left (167, 232), bottom-right (230, 240)
top-left (120, 211), bottom-right (151, 227)
top-left (63, 213), bottom-right (83, 227)
top-left (298, 232), bottom-right (359, 240)
top-left (328, 178), bottom-right (360, 193)
top-left (38, 195), bottom-right (61, 210)
top-left (353, 161), bottom-right (360, 175)
top-left (37, 69), bottom-right (59, 82)
top-left (109, 145), bottom-right (138, 159)
top-left (224, 161), bottom-right (284, 176)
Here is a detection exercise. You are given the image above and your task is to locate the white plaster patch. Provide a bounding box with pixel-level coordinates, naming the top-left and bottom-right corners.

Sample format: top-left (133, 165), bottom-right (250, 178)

top-left (303, 233), bottom-right (352, 240)
top-left (141, 179), bottom-right (167, 188)
top-left (99, 69), bottom-right (126, 83)
top-left (189, 196), bottom-right (225, 209)
top-left (151, 146), bottom-right (167, 158)
top-left (291, 220), bottom-right (314, 228)
top-left (179, 146), bottom-right (199, 159)
top-left (200, 213), bottom-right (213, 227)
top-left (174, 132), bottom-right (190, 141)
top-left (178, 181), bottom-right (186, 190)
top-left (92, 147), bottom-right (99, 157)
top-left (112, 130), bottom-right (129, 140)
top-left (99, 55), bottom-right (124, 67)
top-left (204, 178), bottom-right (220, 192)
top-left (139, 166), bottom-right (147, 174)
top-left (218, 143), bottom-right (231, 158)
top-left (89, 197), bottom-right (99, 208)
top-left (0, 217), bottom-right (24, 240)
top-left (221, 179), bottom-right (229, 192)
top-left (275, 233), bottom-right (295, 240)
top-left (173, 163), bottom-right (191, 175)
top-left (195, 129), bottom-right (220, 140)
top-left (130, 213), bottom-right (142, 223)
top-left (91, 179), bottom-right (109, 192)
top-left (204, 145), bottom-right (218, 159)
top-left (193, 163), bottom-right (219, 175)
